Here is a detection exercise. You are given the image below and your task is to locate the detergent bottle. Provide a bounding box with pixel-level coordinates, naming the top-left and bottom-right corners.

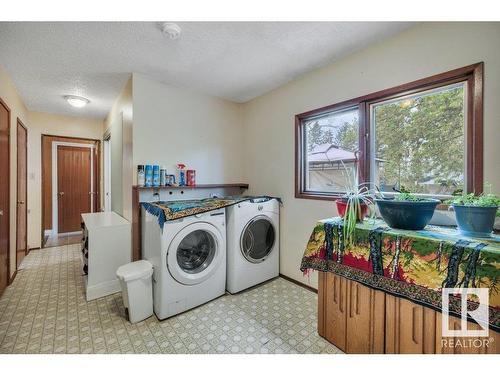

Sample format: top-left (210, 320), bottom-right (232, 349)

top-left (176, 163), bottom-right (187, 186)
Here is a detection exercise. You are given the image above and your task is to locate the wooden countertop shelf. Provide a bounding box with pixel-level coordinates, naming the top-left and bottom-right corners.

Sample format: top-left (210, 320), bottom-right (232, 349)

top-left (134, 183), bottom-right (249, 190)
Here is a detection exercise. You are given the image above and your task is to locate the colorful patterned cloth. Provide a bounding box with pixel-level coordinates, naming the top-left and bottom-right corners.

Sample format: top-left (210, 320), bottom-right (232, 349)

top-left (300, 217), bottom-right (500, 331)
top-left (142, 196), bottom-right (280, 229)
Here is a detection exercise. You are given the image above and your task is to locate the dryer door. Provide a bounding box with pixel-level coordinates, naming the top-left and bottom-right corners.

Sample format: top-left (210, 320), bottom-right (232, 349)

top-left (240, 215), bottom-right (276, 263)
top-left (167, 222), bottom-right (223, 285)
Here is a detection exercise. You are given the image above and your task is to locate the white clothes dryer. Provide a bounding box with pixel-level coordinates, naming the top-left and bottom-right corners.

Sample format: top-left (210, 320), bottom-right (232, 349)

top-left (226, 198), bottom-right (279, 293)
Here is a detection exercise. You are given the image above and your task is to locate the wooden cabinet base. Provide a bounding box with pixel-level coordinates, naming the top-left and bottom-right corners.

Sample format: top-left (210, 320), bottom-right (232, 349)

top-left (318, 272), bottom-right (499, 354)
top-left (319, 272), bottom-right (384, 353)
top-left (385, 294), bottom-right (437, 354)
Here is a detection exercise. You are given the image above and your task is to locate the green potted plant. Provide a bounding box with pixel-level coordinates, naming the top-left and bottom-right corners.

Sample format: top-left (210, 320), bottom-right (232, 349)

top-left (335, 162), bottom-right (375, 246)
top-left (374, 187), bottom-right (440, 230)
top-left (447, 189), bottom-right (499, 238)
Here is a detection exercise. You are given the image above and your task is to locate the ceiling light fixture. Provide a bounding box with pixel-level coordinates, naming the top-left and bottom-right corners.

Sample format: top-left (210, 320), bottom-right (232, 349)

top-left (160, 22), bottom-right (182, 40)
top-left (64, 95), bottom-right (90, 108)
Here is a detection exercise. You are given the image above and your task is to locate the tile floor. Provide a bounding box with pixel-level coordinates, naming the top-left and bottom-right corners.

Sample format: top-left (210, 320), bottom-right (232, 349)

top-left (0, 244), bottom-right (342, 354)
top-left (43, 233), bottom-right (82, 248)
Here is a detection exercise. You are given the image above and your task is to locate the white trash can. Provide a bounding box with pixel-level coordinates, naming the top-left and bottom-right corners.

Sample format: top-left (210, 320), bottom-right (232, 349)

top-left (116, 260), bottom-right (154, 323)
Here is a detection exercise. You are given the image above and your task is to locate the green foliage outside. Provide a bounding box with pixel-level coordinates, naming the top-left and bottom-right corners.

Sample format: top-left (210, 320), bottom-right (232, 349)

top-left (374, 85), bottom-right (465, 194)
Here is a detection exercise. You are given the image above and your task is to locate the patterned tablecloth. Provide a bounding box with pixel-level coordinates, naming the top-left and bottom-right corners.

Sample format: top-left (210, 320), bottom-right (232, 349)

top-left (142, 196), bottom-right (280, 229)
top-left (300, 217), bottom-right (500, 331)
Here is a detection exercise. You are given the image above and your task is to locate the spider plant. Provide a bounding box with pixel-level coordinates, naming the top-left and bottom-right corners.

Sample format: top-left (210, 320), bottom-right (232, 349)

top-left (338, 161), bottom-right (375, 247)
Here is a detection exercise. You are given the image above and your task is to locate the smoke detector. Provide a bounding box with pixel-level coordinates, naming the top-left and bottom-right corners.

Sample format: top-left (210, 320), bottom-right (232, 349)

top-left (159, 22), bottom-right (182, 40)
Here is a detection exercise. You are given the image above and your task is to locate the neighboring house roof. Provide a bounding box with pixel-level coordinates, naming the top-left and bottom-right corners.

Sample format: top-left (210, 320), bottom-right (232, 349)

top-left (308, 144), bottom-right (356, 163)
top-left (308, 144), bottom-right (386, 164)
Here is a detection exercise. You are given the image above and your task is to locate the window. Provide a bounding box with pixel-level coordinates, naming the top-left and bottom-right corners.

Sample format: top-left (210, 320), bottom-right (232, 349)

top-left (371, 82), bottom-right (466, 196)
top-left (304, 107), bottom-right (359, 193)
top-left (295, 63), bottom-right (483, 200)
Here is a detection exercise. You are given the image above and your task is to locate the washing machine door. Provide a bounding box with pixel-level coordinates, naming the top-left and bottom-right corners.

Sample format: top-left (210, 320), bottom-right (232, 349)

top-left (167, 222), bottom-right (223, 285)
top-left (240, 215), bottom-right (276, 263)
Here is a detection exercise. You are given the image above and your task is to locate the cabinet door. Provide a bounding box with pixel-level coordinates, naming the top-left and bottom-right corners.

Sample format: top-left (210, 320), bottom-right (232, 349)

top-left (322, 272), bottom-right (347, 352)
top-left (435, 313), bottom-right (499, 354)
top-left (385, 294), bottom-right (437, 354)
top-left (345, 279), bottom-right (385, 353)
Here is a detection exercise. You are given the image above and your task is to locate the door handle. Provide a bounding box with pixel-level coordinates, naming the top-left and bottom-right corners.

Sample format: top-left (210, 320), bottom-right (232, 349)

top-left (18, 201), bottom-right (25, 205)
top-left (58, 192), bottom-right (65, 196)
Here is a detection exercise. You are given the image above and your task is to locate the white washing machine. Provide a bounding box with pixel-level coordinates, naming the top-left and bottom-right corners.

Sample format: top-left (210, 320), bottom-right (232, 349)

top-left (226, 198), bottom-right (279, 293)
top-left (142, 207), bottom-right (226, 319)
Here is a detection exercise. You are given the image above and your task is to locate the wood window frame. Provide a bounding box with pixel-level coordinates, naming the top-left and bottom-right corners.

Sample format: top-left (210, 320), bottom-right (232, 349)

top-left (295, 62), bottom-right (484, 201)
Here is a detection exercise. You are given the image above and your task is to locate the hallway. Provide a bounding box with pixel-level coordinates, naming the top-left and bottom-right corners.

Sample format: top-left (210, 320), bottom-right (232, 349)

top-left (0, 245), bottom-right (341, 354)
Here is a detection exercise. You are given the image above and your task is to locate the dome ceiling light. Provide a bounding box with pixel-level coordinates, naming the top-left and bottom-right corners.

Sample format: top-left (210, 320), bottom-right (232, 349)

top-left (64, 95), bottom-right (90, 108)
top-left (159, 22), bottom-right (182, 40)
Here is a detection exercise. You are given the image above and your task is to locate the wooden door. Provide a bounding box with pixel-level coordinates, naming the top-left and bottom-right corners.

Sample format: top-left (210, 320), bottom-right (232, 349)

top-left (345, 279), bottom-right (385, 353)
top-left (0, 99), bottom-right (10, 295)
top-left (57, 146), bottom-right (92, 233)
top-left (16, 120), bottom-right (27, 267)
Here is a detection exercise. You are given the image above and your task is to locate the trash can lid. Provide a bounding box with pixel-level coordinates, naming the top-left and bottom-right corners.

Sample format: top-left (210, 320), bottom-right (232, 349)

top-left (116, 260), bottom-right (153, 282)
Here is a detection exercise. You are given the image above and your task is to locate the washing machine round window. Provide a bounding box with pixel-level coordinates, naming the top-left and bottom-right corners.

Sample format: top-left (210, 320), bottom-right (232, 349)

top-left (176, 230), bottom-right (216, 274)
top-left (167, 222), bottom-right (224, 285)
top-left (240, 216), bottom-right (275, 263)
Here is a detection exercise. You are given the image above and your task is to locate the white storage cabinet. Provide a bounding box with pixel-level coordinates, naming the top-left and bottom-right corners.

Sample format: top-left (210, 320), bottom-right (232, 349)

top-left (81, 212), bottom-right (131, 301)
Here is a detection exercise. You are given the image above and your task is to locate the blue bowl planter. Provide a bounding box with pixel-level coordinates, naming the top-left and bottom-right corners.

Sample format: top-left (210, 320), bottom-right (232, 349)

top-left (452, 204), bottom-right (498, 238)
top-left (375, 198), bottom-right (440, 230)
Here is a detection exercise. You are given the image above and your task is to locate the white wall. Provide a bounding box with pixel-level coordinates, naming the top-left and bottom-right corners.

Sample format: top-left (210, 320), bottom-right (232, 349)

top-left (1, 64), bottom-right (104, 271)
top-left (132, 74), bottom-right (245, 185)
top-left (104, 77), bottom-right (133, 220)
top-left (0, 64), bottom-right (29, 278)
top-left (242, 22), bottom-right (500, 288)
top-left (27, 111), bottom-right (103, 249)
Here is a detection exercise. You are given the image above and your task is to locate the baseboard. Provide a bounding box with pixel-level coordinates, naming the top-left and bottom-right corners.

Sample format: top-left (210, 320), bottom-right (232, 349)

top-left (29, 247), bottom-right (40, 252)
top-left (85, 279), bottom-right (121, 301)
top-left (279, 273), bottom-right (317, 293)
top-left (9, 270), bottom-right (17, 285)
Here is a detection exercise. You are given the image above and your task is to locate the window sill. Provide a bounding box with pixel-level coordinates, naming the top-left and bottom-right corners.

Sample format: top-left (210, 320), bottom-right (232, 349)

top-left (295, 192), bottom-right (346, 201)
top-left (296, 192), bottom-right (452, 206)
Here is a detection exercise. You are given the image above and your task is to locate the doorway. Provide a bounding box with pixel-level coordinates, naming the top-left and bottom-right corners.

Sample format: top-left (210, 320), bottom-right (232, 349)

top-left (16, 119), bottom-right (28, 268)
top-left (0, 98), bottom-right (10, 296)
top-left (103, 134), bottom-right (111, 212)
top-left (41, 135), bottom-right (100, 248)
top-left (54, 143), bottom-right (95, 233)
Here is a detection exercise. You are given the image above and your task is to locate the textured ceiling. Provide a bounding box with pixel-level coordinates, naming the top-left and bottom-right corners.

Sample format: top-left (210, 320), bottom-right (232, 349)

top-left (0, 22), bottom-right (414, 119)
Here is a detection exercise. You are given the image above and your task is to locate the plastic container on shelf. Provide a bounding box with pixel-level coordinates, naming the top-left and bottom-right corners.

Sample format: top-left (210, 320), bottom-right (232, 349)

top-left (187, 170), bottom-right (196, 186)
top-left (152, 165), bottom-right (160, 187)
top-left (176, 163), bottom-right (187, 186)
top-left (160, 166), bottom-right (167, 186)
top-left (137, 165), bottom-right (145, 187)
top-left (145, 165), bottom-right (153, 187)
